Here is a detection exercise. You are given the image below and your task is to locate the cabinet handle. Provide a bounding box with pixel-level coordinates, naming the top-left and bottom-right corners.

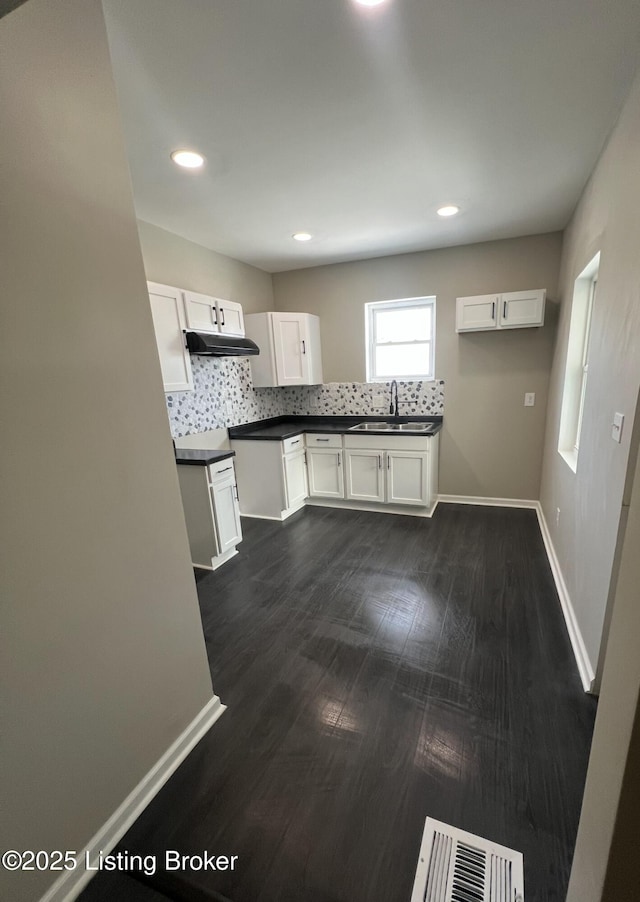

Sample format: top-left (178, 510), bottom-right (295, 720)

top-left (213, 307), bottom-right (218, 326)
top-left (316, 438), bottom-right (330, 442)
top-left (378, 454), bottom-right (382, 469)
top-left (291, 439), bottom-right (301, 445)
top-left (233, 484), bottom-right (239, 501)
top-left (337, 452), bottom-right (342, 467)
top-left (387, 455), bottom-right (390, 470)
top-left (302, 340), bottom-right (306, 355)
top-left (220, 308), bottom-right (226, 327)
top-left (216, 466), bottom-right (233, 475)
top-left (304, 452), bottom-right (307, 464)
top-left (503, 300), bottom-right (507, 319)
top-left (491, 301), bottom-right (495, 320)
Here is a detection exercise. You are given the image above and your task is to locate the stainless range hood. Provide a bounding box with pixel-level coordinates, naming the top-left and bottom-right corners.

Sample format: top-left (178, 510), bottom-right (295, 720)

top-left (185, 331), bottom-right (260, 357)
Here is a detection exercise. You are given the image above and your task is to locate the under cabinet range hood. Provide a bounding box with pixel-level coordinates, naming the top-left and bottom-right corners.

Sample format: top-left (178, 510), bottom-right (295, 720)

top-left (185, 331), bottom-right (260, 357)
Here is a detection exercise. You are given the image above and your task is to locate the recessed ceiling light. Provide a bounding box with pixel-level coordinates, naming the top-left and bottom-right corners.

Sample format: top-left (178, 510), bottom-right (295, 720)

top-left (437, 205), bottom-right (460, 217)
top-left (171, 150), bottom-right (205, 169)
top-left (292, 232), bottom-right (313, 242)
top-left (353, 0), bottom-right (388, 6)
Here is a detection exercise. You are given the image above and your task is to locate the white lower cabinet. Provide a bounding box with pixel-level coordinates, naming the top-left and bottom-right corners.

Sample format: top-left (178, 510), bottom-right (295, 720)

top-left (344, 449), bottom-right (385, 503)
top-left (343, 434), bottom-right (439, 512)
top-left (210, 466), bottom-right (242, 554)
top-left (345, 448), bottom-right (429, 506)
top-left (387, 450), bottom-right (429, 506)
top-left (232, 430), bottom-right (440, 520)
top-left (177, 459), bottom-right (242, 570)
top-left (283, 448), bottom-right (308, 510)
top-left (307, 447), bottom-right (344, 498)
top-left (230, 435), bottom-right (308, 520)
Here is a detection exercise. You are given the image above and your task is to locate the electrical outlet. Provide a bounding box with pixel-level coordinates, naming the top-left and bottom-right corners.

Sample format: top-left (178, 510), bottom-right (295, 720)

top-left (556, 508), bottom-right (561, 526)
top-left (225, 400), bottom-right (234, 417)
top-left (524, 392), bottom-right (536, 407)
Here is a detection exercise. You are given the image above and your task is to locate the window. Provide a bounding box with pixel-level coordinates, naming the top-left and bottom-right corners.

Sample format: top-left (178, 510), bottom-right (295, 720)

top-left (558, 253), bottom-right (599, 472)
top-left (365, 297), bottom-right (435, 382)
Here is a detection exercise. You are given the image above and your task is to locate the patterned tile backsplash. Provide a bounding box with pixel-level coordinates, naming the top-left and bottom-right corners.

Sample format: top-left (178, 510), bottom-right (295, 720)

top-left (166, 357), bottom-right (444, 438)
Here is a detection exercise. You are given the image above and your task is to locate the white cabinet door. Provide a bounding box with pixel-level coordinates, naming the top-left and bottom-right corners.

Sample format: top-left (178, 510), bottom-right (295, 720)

top-left (499, 289), bottom-right (545, 328)
top-left (456, 294), bottom-right (499, 332)
top-left (183, 289), bottom-right (219, 333)
top-left (345, 449), bottom-right (385, 503)
top-left (147, 282), bottom-right (193, 392)
top-left (283, 449), bottom-right (308, 510)
top-left (210, 471), bottom-right (242, 554)
top-left (216, 299), bottom-right (245, 337)
top-left (307, 448), bottom-right (344, 498)
top-left (386, 450), bottom-right (429, 507)
top-left (271, 312), bottom-right (307, 385)
top-left (304, 314), bottom-right (324, 385)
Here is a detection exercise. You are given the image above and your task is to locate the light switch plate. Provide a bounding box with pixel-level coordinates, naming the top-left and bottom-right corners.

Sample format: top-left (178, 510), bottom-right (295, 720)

top-left (612, 412), bottom-right (624, 443)
top-left (524, 392), bottom-right (536, 407)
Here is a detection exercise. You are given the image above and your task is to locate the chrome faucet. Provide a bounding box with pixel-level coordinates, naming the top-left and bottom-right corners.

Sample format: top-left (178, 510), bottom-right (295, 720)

top-left (389, 380), bottom-right (399, 417)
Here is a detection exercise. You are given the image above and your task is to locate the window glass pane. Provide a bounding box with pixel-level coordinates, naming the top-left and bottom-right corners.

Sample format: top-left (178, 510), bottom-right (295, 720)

top-left (375, 306), bottom-right (431, 343)
top-left (375, 343), bottom-right (431, 378)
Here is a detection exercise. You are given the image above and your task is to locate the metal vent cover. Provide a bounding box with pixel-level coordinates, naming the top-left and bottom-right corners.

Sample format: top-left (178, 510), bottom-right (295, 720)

top-left (410, 818), bottom-right (524, 902)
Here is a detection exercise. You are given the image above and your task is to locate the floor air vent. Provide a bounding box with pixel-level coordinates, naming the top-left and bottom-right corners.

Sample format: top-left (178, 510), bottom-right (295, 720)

top-left (410, 818), bottom-right (524, 902)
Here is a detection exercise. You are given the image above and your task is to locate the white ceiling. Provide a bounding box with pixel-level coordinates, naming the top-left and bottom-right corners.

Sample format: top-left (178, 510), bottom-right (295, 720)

top-left (103, 0), bottom-right (640, 273)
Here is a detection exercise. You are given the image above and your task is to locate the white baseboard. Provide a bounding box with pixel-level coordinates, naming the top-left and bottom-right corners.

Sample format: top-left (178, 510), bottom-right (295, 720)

top-left (535, 504), bottom-right (595, 693)
top-left (437, 494), bottom-right (538, 509)
top-left (39, 695), bottom-right (226, 902)
top-left (305, 497), bottom-right (437, 518)
top-left (439, 494), bottom-right (594, 692)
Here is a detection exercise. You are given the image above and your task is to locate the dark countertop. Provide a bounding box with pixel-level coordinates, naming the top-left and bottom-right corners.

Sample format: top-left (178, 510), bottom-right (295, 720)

top-left (228, 415), bottom-right (443, 441)
top-left (175, 449), bottom-right (235, 466)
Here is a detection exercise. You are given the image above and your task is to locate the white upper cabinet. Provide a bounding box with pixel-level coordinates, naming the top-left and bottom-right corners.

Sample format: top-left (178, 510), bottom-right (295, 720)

top-left (183, 289), bottom-right (219, 333)
top-left (217, 299), bottom-right (244, 336)
top-left (183, 291), bottom-right (245, 337)
top-left (456, 289), bottom-right (545, 332)
top-left (244, 312), bottom-right (324, 387)
top-left (456, 294), bottom-right (499, 332)
top-left (147, 281), bottom-right (193, 393)
top-left (498, 289), bottom-right (546, 329)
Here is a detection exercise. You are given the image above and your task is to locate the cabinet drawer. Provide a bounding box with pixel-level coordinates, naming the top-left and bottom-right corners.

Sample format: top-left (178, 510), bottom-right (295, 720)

top-left (305, 433), bottom-right (342, 449)
top-left (208, 459), bottom-right (236, 484)
top-left (343, 434), bottom-right (430, 451)
top-left (282, 434), bottom-right (305, 454)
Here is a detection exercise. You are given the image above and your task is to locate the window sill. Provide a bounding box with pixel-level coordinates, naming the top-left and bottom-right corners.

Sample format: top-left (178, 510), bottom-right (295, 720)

top-left (559, 448), bottom-right (578, 474)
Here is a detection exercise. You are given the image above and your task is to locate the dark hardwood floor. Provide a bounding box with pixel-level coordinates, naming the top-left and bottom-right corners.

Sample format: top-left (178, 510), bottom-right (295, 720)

top-left (79, 504), bottom-right (596, 902)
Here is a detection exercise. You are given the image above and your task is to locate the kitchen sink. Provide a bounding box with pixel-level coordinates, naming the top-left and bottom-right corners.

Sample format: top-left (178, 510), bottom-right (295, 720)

top-left (348, 422), bottom-right (435, 433)
top-left (348, 422), bottom-right (391, 431)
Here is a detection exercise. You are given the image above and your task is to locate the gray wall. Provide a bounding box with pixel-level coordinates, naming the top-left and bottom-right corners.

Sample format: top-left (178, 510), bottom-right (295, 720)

top-left (0, 2), bottom-right (215, 899)
top-left (273, 233), bottom-right (562, 499)
top-left (567, 402), bottom-right (640, 902)
top-left (539, 67), bottom-right (640, 677)
top-left (138, 219), bottom-right (274, 314)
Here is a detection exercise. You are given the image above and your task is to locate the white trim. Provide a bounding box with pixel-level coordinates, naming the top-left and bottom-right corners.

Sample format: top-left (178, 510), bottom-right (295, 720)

top-left (38, 695), bottom-right (226, 902)
top-left (306, 497), bottom-right (438, 518)
top-left (239, 512), bottom-right (286, 522)
top-left (194, 547), bottom-right (238, 571)
top-left (438, 494), bottom-right (594, 692)
top-left (535, 504), bottom-right (595, 693)
top-left (437, 493), bottom-right (538, 509)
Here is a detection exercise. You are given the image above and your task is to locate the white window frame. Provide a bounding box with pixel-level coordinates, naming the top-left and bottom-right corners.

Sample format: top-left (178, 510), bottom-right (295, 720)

top-left (365, 297), bottom-right (436, 383)
top-left (558, 253), bottom-right (599, 473)
top-left (574, 274), bottom-right (596, 453)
